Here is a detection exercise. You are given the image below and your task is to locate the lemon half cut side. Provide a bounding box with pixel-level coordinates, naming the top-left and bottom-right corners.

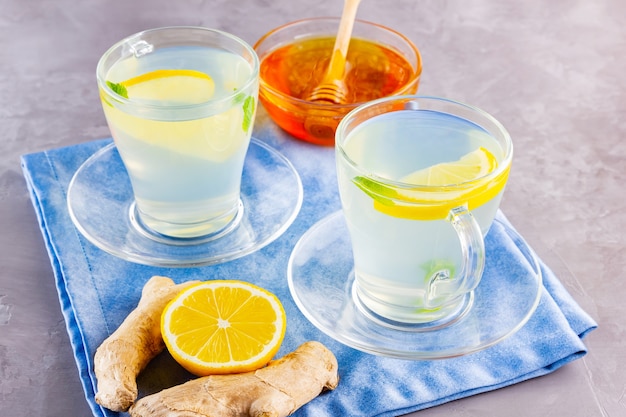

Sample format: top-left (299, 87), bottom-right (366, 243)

top-left (161, 280), bottom-right (287, 376)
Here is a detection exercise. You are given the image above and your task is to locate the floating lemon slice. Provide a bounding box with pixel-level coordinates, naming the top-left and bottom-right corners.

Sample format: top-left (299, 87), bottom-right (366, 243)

top-left (102, 69), bottom-right (254, 161)
top-left (122, 69), bottom-right (215, 104)
top-left (353, 147), bottom-right (509, 221)
top-left (161, 280), bottom-right (286, 376)
top-left (400, 146), bottom-right (497, 186)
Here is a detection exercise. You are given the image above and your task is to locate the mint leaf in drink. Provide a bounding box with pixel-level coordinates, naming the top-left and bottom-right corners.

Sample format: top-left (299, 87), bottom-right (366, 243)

top-left (352, 176), bottom-right (399, 206)
top-left (106, 81), bottom-right (128, 99)
top-left (242, 95), bottom-right (255, 133)
top-left (420, 259), bottom-right (457, 285)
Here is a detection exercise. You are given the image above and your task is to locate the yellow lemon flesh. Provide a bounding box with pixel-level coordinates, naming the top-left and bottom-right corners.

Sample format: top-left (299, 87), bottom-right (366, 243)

top-left (122, 69), bottom-right (215, 104)
top-left (353, 147), bottom-right (509, 221)
top-left (400, 146), bottom-right (498, 186)
top-left (161, 280), bottom-right (286, 376)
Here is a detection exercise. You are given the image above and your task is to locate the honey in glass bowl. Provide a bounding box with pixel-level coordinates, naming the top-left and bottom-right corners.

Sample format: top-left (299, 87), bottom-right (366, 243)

top-left (254, 18), bottom-right (422, 146)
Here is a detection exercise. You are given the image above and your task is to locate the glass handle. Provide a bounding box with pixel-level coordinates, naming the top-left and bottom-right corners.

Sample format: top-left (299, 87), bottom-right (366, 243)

top-left (426, 205), bottom-right (485, 307)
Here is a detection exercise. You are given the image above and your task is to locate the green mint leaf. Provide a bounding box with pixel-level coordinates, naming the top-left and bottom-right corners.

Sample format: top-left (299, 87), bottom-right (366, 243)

top-left (420, 259), bottom-right (457, 287)
top-left (352, 176), bottom-right (399, 206)
top-left (106, 81), bottom-right (128, 99)
top-left (232, 89), bottom-right (245, 104)
top-left (242, 95), bottom-right (255, 133)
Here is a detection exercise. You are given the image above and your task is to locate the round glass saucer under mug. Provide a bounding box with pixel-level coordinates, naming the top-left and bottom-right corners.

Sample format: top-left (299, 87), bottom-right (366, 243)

top-left (287, 211), bottom-right (543, 360)
top-left (67, 138), bottom-right (302, 267)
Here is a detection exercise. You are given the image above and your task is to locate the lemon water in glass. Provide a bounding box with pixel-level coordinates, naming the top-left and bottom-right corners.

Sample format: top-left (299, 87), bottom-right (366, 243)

top-left (336, 96), bottom-right (512, 325)
top-left (97, 27), bottom-right (259, 239)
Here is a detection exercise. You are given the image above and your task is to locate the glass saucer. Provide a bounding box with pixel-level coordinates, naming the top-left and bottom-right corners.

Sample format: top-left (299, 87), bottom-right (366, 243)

top-left (287, 211), bottom-right (543, 360)
top-left (67, 138), bottom-right (302, 267)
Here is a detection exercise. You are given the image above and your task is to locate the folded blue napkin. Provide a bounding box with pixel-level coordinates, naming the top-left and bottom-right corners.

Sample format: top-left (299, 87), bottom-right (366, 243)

top-left (21, 122), bottom-right (596, 417)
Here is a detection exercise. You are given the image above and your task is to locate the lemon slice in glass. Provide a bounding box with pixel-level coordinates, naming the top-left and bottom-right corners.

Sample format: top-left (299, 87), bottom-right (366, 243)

top-left (401, 147), bottom-right (497, 186)
top-left (123, 69), bottom-right (215, 104)
top-left (353, 147), bottom-right (508, 221)
top-left (103, 69), bottom-right (252, 161)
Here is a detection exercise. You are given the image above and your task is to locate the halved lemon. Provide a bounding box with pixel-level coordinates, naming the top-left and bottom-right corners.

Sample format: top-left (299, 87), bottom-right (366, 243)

top-left (161, 280), bottom-right (286, 376)
top-left (122, 69), bottom-right (215, 104)
top-left (353, 147), bottom-right (509, 221)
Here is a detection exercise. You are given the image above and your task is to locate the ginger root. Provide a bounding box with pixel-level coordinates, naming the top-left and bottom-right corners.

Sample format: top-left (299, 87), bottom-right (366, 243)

top-left (94, 276), bottom-right (198, 412)
top-left (129, 340), bottom-right (339, 417)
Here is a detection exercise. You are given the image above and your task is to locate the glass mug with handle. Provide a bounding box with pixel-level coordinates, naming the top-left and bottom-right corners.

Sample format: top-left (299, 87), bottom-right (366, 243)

top-left (335, 95), bottom-right (513, 326)
top-left (97, 26), bottom-right (259, 240)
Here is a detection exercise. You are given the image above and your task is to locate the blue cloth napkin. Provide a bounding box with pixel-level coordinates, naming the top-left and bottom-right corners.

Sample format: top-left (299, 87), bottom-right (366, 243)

top-left (21, 122), bottom-right (596, 417)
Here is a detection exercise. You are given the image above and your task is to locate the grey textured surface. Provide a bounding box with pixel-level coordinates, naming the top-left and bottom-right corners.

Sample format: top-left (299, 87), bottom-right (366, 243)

top-left (0, 0), bottom-right (623, 416)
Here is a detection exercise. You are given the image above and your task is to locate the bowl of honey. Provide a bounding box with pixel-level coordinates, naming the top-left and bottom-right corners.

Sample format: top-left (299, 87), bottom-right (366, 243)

top-left (254, 17), bottom-right (422, 146)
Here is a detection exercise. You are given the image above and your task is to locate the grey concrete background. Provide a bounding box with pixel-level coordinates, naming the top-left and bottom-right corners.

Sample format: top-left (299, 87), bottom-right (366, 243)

top-left (1, 0), bottom-right (623, 416)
